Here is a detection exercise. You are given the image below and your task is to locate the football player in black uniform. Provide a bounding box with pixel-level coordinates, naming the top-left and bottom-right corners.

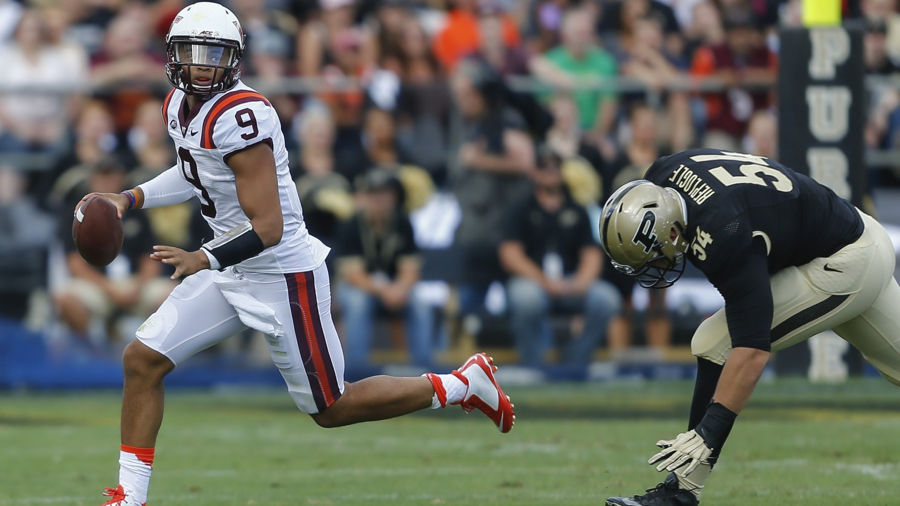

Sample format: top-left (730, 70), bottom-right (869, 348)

top-left (600, 149), bottom-right (900, 506)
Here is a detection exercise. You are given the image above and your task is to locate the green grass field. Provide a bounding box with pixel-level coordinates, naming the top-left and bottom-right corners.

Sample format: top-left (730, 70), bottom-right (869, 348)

top-left (2, 379), bottom-right (900, 505)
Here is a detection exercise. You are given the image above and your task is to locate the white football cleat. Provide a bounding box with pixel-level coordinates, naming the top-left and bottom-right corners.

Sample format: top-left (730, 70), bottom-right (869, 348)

top-left (99, 485), bottom-right (145, 506)
top-left (454, 353), bottom-right (515, 433)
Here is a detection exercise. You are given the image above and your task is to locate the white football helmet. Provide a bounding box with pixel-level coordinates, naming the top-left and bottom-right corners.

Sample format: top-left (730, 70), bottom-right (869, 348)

top-left (599, 180), bottom-right (690, 288)
top-left (165, 2), bottom-right (245, 96)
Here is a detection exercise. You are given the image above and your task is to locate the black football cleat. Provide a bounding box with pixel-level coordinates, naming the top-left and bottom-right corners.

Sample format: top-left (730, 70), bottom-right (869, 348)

top-left (606, 473), bottom-right (699, 506)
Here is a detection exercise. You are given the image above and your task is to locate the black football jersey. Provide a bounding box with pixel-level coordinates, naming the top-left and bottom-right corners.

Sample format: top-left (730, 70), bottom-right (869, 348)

top-left (644, 149), bottom-right (863, 349)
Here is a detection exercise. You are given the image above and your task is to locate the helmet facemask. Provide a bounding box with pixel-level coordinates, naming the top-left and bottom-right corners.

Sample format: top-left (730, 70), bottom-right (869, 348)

top-left (166, 38), bottom-right (242, 98)
top-left (613, 226), bottom-right (688, 289)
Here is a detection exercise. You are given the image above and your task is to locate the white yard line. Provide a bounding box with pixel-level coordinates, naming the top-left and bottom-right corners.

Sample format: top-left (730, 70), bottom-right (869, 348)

top-left (156, 464), bottom-right (595, 478)
top-left (835, 462), bottom-right (897, 480)
top-left (0, 490), bottom-right (607, 505)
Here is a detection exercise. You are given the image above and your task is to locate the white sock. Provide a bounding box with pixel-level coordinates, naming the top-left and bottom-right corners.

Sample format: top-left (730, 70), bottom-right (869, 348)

top-left (119, 446), bottom-right (154, 504)
top-left (424, 373), bottom-right (468, 408)
top-left (676, 462), bottom-right (712, 500)
top-left (440, 373), bottom-right (467, 405)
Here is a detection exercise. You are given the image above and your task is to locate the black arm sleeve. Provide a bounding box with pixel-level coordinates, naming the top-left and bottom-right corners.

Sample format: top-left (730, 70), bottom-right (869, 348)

top-left (709, 236), bottom-right (773, 351)
top-left (201, 222), bottom-right (265, 269)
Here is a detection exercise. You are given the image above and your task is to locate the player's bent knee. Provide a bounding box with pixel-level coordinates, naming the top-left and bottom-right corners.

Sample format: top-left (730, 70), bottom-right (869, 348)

top-left (309, 411), bottom-right (341, 429)
top-left (307, 383), bottom-right (353, 428)
top-left (308, 402), bottom-right (349, 429)
top-left (122, 340), bottom-right (174, 379)
top-left (690, 321), bottom-right (730, 365)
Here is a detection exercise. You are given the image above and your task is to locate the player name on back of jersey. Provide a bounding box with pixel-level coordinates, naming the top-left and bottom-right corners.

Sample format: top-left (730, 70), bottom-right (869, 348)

top-left (668, 164), bottom-right (716, 205)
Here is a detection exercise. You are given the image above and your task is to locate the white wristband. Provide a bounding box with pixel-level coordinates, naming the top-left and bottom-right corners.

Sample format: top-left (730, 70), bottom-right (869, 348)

top-left (201, 247), bottom-right (221, 270)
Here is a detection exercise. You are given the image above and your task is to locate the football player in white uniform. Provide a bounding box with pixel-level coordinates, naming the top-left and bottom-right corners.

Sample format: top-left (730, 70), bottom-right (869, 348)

top-left (77, 4), bottom-right (515, 505)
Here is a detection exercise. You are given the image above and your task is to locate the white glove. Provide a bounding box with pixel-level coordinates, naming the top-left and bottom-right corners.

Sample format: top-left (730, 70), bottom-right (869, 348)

top-left (648, 429), bottom-right (713, 476)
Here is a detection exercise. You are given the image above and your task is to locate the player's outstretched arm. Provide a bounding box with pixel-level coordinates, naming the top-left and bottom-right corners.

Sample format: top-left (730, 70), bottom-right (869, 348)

top-left (84, 165), bottom-right (194, 222)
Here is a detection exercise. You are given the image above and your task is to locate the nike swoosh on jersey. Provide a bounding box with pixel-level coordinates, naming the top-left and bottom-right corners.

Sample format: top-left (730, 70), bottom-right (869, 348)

top-left (823, 264), bottom-right (843, 273)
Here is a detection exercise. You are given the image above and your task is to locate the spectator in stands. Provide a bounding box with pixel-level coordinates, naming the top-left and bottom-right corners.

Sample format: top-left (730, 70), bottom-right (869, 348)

top-left (683, 1), bottom-right (725, 53)
top-left (0, 9), bottom-right (88, 153)
top-left (0, 0), bottom-right (23, 43)
top-left (665, 0), bottom-right (706, 32)
top-left (44, 4), bottom-right (92, 96)
top-left (292, 104), bottom-right (355, 248)
top-left (859, 6), bottom-right (900, 152)
top-left (604, 103), bottom-right (672, 356)
top-left (614, 16), bottom-right (693, 151)
top-left (778, 0), bottom-right (803, 27)
top-left (42, 100), bottom-right (125, 209)
top-left (545, 93), bottom-right (605, 179)
top-left (607, 103), bottom-right (668, 191)
top-left (90, 6), bottom-right (167, 133)
top-left (297, 0), bottom-right (376, 78)
top-left (743, 109), bottom-right (777, 159)
top-left (599, 0), bottom-right (683, 60)
top-left (450, 60), bottom-right (534, 317)
top-left (126, 99), bottom-right (194, 251)
top-left (543, 93), bottom-right (606, 209)
top-left (64, 0), bottom-right (119, 58)
top-left (335, 168), bottom-right (434, 371)
top-left (315, 21), bottom-right (375, 174)
top-left (90, 6), bottom-right (165, 86)
top-left (690, 8), bottom-right (775, 150)
top-left (433, 0), bottom-right (522, 71)
top-left (529, 7), bottom-right (618, 158)
top-left (368, 0), bottom-right (410, 67)
top-left (861, 0), bottom-right (899, 24)
top-left (232, 0), bottom-right (298, 123)
top-left (520, 0), bottom-right (579, 54)
top-left (231, 0), bottom-right (297, 67)
top-left (473, 5), bottom-right (531, 76)
top-left (248, 28), bottom-right (298, 125)
top-left (0, 166), bottom-right (55, 321)
top-left (53, 158), bottom-right (173, 343)
top-left (863, 20), bottom-right (899, 75)
top-left (385, 15), bottom-right (442, 79)
top-left (358, 107), bottom-right (435, 211)
top-left (391, 17), bottom-right (454, 184)
top-left (126, 99), bottom-right (173, 180)
top-left (500, 150), bottom-right (621, 367)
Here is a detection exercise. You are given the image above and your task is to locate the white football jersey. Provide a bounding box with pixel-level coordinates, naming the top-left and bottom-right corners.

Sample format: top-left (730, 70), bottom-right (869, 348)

top-left (161, 80), bottom-right (329, 273)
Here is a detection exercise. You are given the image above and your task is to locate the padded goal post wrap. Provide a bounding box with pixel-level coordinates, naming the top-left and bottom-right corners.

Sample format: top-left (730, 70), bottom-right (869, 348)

top-left (777, 25), bottom-right (867, 207)
top-left (200, 221), bottom-right (264, 270)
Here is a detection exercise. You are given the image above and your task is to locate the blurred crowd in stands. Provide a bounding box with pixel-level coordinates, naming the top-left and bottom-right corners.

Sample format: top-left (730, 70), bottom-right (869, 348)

top-left (1, 0), bottom-right (899, 370)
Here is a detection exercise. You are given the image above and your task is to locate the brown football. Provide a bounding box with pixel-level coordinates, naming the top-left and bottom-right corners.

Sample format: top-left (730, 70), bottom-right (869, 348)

top-left (72, 195), bottom-right (124, 267)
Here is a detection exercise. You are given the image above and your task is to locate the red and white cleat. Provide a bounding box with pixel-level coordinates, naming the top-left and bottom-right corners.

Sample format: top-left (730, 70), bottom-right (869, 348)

top-left (453, 353), bottom-right (515, 433)
top-left (99, 485), bottom-right (145, 506)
